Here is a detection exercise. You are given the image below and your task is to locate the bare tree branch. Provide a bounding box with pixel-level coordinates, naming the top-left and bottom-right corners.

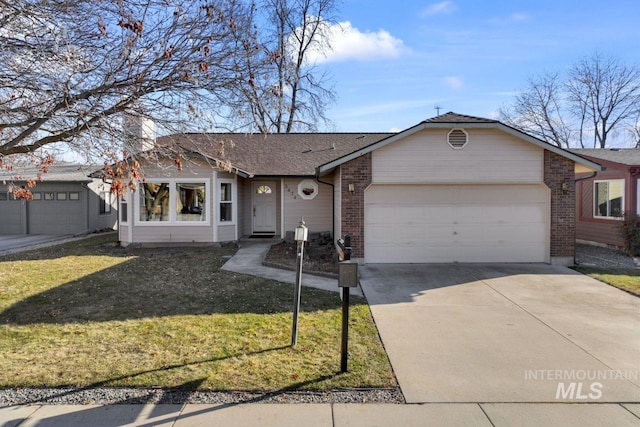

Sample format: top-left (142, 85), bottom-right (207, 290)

top-left (502, 53), bottom-right (640, 148)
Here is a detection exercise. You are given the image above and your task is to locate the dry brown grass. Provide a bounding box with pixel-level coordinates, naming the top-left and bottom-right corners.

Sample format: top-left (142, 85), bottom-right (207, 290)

top-left (0, 234), bottom-right (396, 390)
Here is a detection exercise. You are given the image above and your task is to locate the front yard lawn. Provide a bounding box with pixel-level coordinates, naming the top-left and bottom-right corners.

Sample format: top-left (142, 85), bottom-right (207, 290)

top-left (574, 266), bottom-right (640, 297)
top-left (0, 234), bottom-right (396, 391)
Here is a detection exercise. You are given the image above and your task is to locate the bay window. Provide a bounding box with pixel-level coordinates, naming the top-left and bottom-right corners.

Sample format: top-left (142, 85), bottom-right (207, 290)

top-left (137, 179), bottom-right (209, 224)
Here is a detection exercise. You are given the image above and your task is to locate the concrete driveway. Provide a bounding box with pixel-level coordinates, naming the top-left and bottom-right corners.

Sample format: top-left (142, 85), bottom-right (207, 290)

top-left (360, 263), bottom-right (640, 403)
top-left (0, 234), bottom-right (74, 254)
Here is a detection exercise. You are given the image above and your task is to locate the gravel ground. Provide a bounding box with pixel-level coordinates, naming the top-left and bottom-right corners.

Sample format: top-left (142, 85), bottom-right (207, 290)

top-left (575, 243), bottom-right (639, 269)
top-left (0, 387), bottom-right (404, 406)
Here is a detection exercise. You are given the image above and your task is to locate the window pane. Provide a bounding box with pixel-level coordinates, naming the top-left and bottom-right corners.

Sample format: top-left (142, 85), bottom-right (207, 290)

top-left (100, 191), bottom-right (111, 213)
top-left (256, 185), bottom-right (271, 194)
top-left (121, 201), bottom-right (128, 223)
top-left (32, 192), bottom-right (41, 200)
top-left (57, 192), bottom-right (67, 201)
top-left (220, 202), bottom-right (232, 222)
top-left (609, 181), bottom-right (623, 217)
top-left (69, 192), bottom-right (79, 200)
top-left (221, 182), bottom-right (232, 201)
top-left (595, 182), bottom-right (608, 217)
top-left (44, 192), bottom-right (54, 200)
top-left (140, 182), bottom-right (170, 221)
top-left (176, 182), bottom-right (205, 221)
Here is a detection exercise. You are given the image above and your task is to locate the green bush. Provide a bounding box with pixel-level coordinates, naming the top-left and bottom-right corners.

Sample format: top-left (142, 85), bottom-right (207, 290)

top-left (619, 213), bottom-right (640, 256)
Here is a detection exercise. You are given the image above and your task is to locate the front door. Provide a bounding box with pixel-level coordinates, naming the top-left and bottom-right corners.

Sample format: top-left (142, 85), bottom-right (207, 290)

top-left (252, 181), bottom-right (276, 234)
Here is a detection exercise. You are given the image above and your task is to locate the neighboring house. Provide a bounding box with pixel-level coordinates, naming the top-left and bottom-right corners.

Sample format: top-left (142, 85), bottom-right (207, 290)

top-left (0, 164), bottom-right (117, 235)
top-left (119, 112), bottom-right (600, 266)
top-left (571, 148), bottom-right (640, 248)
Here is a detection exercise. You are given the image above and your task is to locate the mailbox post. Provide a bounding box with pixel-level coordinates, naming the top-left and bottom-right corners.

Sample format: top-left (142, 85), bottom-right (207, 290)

top-left (338, 260), bottom-right (358, 372)
top-left (291, 220), bottom-right (308, 347)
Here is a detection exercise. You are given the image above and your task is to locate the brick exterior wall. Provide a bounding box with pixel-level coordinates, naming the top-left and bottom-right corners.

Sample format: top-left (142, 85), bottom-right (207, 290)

top-left (339, 149), bottom-right (576, 263)
top-left (544, 150), bottom-right (576, 261)
top-left (340, 153), bottom-right (372, 258)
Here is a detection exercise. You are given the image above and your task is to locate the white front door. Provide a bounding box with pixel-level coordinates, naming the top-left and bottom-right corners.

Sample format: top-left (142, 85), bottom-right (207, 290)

top-left (252, 181), bottom-right (276, 234)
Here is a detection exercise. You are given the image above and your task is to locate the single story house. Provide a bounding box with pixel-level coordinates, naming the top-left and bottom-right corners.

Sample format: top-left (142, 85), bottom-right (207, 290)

top-left (0, 163), bottom-right (117, 235)
top-left (571, 148), bottom-right (640, 247)
top-left (118, 112), bottom-right (601, 265)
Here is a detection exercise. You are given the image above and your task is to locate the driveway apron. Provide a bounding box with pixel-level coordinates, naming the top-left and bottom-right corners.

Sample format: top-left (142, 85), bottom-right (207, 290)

top-left (359, 263), bottom-right (640, 403)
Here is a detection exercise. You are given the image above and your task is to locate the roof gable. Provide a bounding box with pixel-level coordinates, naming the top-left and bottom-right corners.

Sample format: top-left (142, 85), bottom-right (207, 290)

top-left (317, 112), bottom-right (602, 174)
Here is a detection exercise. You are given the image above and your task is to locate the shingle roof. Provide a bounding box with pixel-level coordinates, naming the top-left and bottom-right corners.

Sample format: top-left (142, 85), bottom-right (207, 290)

top-left (157, 132), bottom-right (394, 176)
top-left (0, 163), bottom-right (97, 182)
top-left (570, 148), bottom-right (640, 166)
top-left (423, 112), bottom-right (498, 124)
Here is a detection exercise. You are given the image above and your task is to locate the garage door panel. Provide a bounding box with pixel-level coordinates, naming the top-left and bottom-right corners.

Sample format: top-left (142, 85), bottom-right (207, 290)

top-left (364, 184), bottom-right (548, 263)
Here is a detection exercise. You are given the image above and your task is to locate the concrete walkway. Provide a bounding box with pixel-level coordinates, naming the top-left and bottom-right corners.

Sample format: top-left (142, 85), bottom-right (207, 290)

top-left (221, 238), bottom-right (363, 297)
top-left (3, 402), bottom-right (640, 426)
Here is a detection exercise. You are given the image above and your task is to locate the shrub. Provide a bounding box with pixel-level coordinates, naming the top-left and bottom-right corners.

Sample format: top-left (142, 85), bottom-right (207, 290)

top-left (619, 213), bottom-right (640, 256)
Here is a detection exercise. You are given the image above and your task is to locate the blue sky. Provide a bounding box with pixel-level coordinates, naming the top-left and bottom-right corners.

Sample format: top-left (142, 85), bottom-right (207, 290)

top-left (314, 0), bottom-right (640, 133)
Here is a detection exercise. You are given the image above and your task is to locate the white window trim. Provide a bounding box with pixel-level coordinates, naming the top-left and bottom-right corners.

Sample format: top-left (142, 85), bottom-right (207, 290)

top-left (135, 178), bottom-right (211, 226)
top-left (217, 178), bottom-right (237, 225)
top-left (593, 179), bottom-right (625, 219)
top-left (298, 179), bottom-right (319, 200)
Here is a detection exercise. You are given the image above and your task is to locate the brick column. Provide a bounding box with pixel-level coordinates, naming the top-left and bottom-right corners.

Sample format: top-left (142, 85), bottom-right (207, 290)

top-left (340, 153), bottom-right (372, 258)
top-left (544, 150), bottom-right (575, 265)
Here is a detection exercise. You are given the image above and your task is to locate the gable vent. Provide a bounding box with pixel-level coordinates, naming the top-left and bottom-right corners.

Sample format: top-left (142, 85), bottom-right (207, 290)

top-left (447, 128), bottom-right (468, 149)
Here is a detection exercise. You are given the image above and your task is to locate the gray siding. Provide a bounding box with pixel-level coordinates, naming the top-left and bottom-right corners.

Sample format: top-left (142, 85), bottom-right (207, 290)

top-left (0, 194), bottom-right (24, 234)
top-left (282, 178), bottom-right (332, 236)
top-left (87, 180), bottom-right (118, 231)
top-left (0, 180), bottom-right (118, 235)
top-left (372, 128), bottom-right (544, 184)
top-left (217, 225), bottom-right (236, 241)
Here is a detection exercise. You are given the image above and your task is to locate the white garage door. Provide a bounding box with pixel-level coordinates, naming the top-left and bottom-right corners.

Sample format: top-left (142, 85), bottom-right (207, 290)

top-left (364, 184), bottom-right (549, 263)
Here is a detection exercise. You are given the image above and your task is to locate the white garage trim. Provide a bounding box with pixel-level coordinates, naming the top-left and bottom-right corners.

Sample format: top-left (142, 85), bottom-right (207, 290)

top-left (364, 184), bottom-right (550, 263)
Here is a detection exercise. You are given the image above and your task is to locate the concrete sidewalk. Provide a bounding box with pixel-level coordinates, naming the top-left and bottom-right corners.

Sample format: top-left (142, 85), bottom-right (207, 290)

top-left (3, 402), bottom-right (640, 426)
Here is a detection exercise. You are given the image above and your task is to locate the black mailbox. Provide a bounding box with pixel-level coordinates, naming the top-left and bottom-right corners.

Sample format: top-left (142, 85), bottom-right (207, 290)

top-left (338, 261), bottom-right (358, 287)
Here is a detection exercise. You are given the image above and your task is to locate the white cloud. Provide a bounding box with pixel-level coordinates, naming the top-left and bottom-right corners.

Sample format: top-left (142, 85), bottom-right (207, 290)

top-left (444, 76), bottom-right (464, 89)
top-left (509, 13), bottom-right (529, 22)
top-left (421, 1), bottom-right (458, 17)
top-left (308, 21), bottom-right (406, 64)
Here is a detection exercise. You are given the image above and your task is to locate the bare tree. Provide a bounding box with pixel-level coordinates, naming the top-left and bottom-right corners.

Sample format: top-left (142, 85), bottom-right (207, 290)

top-left (0, 0), bottom-right (246, 179)
top-left (225, 0), bottom-right (338, 133)
top-left (500, 72), bottom-right (573, 148)
top-left (567, 53), bottom-right (640, 148)
top-left (501, 53), bottom-right (640, 148)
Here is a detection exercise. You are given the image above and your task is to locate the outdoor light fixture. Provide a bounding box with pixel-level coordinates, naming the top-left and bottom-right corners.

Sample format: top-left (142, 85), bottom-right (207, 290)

top-left (294, 219), bottom-right (308, 242)
top-left (291, 219), bottom-right (308, 347)
top-left (348, 183), bottom-right (355, 194)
